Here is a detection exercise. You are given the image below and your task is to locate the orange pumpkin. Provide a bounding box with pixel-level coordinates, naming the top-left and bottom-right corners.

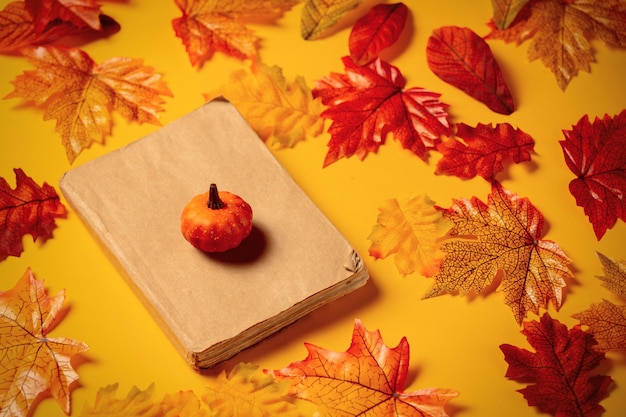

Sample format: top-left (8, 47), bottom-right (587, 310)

top-left (180, 183), bottom-right (253, 252)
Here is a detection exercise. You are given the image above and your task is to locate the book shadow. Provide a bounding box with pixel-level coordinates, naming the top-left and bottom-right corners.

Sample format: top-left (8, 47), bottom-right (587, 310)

top-left (203, 225), bottom-right (268, 264)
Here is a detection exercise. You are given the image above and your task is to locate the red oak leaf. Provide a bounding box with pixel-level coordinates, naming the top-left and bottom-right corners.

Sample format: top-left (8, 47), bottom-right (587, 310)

top-left (435, 122), bottom-right (535, 180)
top-left (267, 318), bottom-right (458, 417)
top-left (560, 110), bottom-right (626, 240)
top-left (313, 56), bottom-right (451, 167)
top-left (0, 169), bottom-right (66, 261)
top-left (500, 313), bottom-right (612, 417)
top-left (426, 25), bottom-right (514, 114)
top-left (25, 0), bottom-right (103, 32)
top-left (349, 2), bottom-right (408, 66)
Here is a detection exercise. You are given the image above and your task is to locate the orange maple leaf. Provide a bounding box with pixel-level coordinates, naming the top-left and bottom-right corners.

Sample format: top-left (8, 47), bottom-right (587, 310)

top-left (5, 45), bottom-right (172, 163)
top-left (0, 268), bottom-right (88, 417)
top-left (486, 0), bottom-right (626, 90)
top-left (301, 0), bottom-right (364, 40)
top-left (424, 182), bottom-right (573, 325)
top-left (368, 194), bottom-right (452, 277)
top-left (267, 318), bottom-right (459, 417)
top-left (204, 62), bottom-right (324, 147)
top-left (172, 0), bottom-right (299, 67)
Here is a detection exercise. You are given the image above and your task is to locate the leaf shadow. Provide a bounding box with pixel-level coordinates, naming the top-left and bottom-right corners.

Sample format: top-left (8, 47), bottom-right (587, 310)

top-left (199, 273), bottom-right (380, 375)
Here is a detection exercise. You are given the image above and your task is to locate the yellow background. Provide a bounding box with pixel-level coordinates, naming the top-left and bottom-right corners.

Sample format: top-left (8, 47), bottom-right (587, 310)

top-left (1, 1), bottom-right (625, 416)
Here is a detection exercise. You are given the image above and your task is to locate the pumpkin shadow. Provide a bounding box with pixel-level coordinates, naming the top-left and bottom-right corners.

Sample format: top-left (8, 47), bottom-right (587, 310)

top-left (205, 225), bottom-right (267, 264)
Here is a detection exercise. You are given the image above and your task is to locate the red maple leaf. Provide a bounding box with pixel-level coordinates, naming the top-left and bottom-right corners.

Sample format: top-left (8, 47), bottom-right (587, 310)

top-left (0, 168), bottom-right (67, 261)
top-left (426, 25), bottom-right (515, 115)
top-left (435, 122), bottom-right (535, 180)
top-left (25, 0), bottom-right (103, 32)
top-left (313, 56), bottom-right (451, 167)
top-left (560, 110), bottom-right (626, 240)
top-left (267, 318), bottom-right (458, 416)
top-left (500, 313), bottom-right (612, 417)
top-left (349, 3), bottom-right (408, 66)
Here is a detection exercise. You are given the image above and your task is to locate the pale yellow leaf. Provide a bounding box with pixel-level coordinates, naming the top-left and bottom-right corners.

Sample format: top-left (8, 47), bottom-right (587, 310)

top-left (301, 0), bottom-right (364, 40)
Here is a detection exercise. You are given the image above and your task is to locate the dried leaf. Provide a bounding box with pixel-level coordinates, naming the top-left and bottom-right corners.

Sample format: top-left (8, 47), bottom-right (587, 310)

top-left (205, 62), bottom-right (324, 147)
top-left (25, 0), bottom-right (103, 31)
top-left (486, 0), bottom-right (626, 90)
top-left (79, 383), bottom-right (163, 417)
top-left (560, 110), bottom-right (626, 240)
top-left (301, 0), bottom-right (363, 40)
top-left (349, 2), bottom-right (408, 65)
top-left (204, 362), bottom-right (301, 417)
top-left (500, 313), bottom-right (612, 416)
top-left (267, 318), bottom-right (458, 417)
top-left (435, 122), bottom-right (535, 181)
top-left (172, 0), bottom-right (298, 66)
top-left (426, 26), bottom-right (515, 114)
top-left (573, 300), bottom-right (626, 354)
top-left (594, 251), bottom-right (626, 299)
top-left (368, 193), bottom-right (452, 277)
top-left (5, 45), bottom-right (172, 163)
top-left (313, 56), bottom-right (451, 166)
top-left (425, 182), bottom-right (573, 325)
top-left (0, 168), bottom-right (66, 261)
top-left (490, 0), bottom-right (530, 29)
top-left (0, 268), bottom-right (88, 417)
top-left (162, 391), bottom-right (210, 417)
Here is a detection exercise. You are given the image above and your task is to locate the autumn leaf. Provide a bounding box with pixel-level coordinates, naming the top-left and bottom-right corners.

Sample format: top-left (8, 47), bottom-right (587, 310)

top-left (349, 3), bottom-right (408, 66)
top-left (426, 26), bottom-right (514, 115)
top-left (594, 251), bottom-right (626, 299)
top-left (560, 110), bottom-right (626, 240)
top-left (162, 390), bottom-right (210, 417)
top-left (368, 193), bottom-right (452, 277)
top-left (0, 168), bottom-right (66, 261)
top-left (313, 56), bottom-right (451, 166)
top-left (5, 45), bottom-right (172, 163)
top-left (486, 0), bottom-right (626, 90)
top-left (267, 318), bottom-right (458, 416)
top-left (435, 122), bottom-right (535, 181)
top-left (573, 300), bottom-right (626, 354)
top-left (490, 0), bottom-right (530, 29)
top-left (0, 1), bottom-right (120, 53)
top-left (204, 362), bottom-right (301, 417)
top-left (301, 0), bottom-right (363, 40)
top-left (0, 268), bottom-right (89, 417)
top-left (25, 0), bottom-right (104, 32)
top-left (204, 62), bottom-right (324, 147)
top-left (78, 383), bottom-right (164, 417)
top-left (172, 0), bottom-right (299, 66)
top-left (424, 182), bottom-right (573, 325)
top-left (500, 313), bottom-right (612, 417)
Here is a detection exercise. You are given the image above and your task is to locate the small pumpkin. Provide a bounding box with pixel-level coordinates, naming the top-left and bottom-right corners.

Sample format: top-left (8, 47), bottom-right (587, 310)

top-left (180, 183), bottom-right (253, 253)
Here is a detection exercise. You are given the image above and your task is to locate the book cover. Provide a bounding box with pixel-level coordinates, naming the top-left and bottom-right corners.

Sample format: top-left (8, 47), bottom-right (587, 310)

top-left (59, 99), bottom-right (369, 369)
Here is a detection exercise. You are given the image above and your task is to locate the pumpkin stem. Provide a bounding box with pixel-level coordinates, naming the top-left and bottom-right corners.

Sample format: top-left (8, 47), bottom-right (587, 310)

top-left (207, 183), bottom-right (224, 210)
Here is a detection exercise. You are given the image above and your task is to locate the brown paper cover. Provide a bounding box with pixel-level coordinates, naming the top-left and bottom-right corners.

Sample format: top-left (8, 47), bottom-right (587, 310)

top-left (59, 99), bottom-right (368, 369)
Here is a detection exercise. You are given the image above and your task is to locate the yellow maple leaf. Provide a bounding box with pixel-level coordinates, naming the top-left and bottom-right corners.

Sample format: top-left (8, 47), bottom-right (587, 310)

top-left (368, 194), bottom-right (452, 277)
top-left (79, 383), bottom-right (164, 417)
top-left (173, 0), bottom-right (299, 66)
top-left (205, 63), bottom-right (324, 147)
top-left (487, 0), bottom-right (626, 90)
top-left (203, 362), bottom-right (302, 417)
top-left (573, 300), bottom-right (626, 353)
top-left (0, 268), bottom-right (89, 417)
top-left (424, 182), bottom-right (573, 325)
top-left (595, 251), bottom-right (626, 298)
top-left (5, 45), bottom-right (172, 163)
top-left (301, 0), bottom-right (364, 40)
top-left (162, 390), bottom-right (210, 417)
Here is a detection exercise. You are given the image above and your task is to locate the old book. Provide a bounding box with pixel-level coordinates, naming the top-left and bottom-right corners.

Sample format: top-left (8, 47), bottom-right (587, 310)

top-left (59, 99), bottom-right (369, 369)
